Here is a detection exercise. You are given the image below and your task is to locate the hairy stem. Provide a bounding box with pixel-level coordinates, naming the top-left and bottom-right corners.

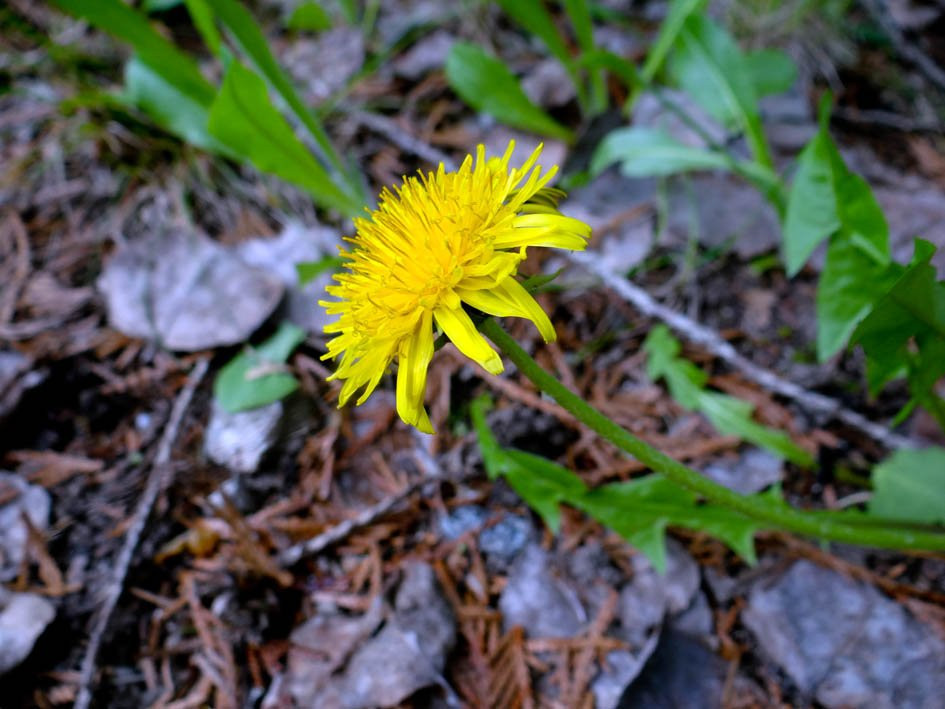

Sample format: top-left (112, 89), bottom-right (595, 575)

top-left (480, 318), bottom-right (945, 552)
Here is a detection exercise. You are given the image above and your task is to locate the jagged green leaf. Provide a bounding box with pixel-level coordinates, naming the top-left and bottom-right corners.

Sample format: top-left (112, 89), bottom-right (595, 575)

top-left (471, 397), bottom-right (586, 532)
top-left (644, 325), bottom-right (813, 466)
top-left (577, 476), bottom-right (765, 572)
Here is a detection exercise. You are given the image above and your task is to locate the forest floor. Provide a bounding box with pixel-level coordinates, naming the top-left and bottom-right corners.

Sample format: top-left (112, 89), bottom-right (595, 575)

top-left (2, 1), bottom-right (945, 708)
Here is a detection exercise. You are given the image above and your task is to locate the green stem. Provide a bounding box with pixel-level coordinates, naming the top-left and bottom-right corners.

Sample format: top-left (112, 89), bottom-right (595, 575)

top-left (479, 318), bottom-right (945, 552)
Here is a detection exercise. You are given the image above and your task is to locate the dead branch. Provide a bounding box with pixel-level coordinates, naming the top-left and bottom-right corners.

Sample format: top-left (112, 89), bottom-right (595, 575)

top-left (345, 108), bottom-right (459, 170)
top-left (73, 357), bottom-right (210, 709)
top-left (567, 250), bottom-right (917, 451)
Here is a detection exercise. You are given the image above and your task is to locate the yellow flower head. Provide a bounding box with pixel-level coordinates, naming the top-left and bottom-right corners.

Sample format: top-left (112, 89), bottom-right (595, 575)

top-left (320, 141), bottom-right (591, 432)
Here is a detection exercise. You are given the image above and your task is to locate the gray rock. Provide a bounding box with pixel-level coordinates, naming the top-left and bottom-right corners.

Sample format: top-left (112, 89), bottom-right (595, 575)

top-left (436, 504), bottom-right (488, 540)
top-left (285, 562), bottom-right (455, 709)
top-left (703, 448), bottom-right (783, 494)
top-left (0, 588), bottom-right (55, 673)
top-left (522, 58), bottom-right (577, 108)
top-left (561, 169), bottom-right (658, 277)
top-left (285, 598), bottom-right (384, 706)
top-left (98, 229), bottom-right (283, 351)
top-left (616, 628), bottom-right (726, 709)
top-left (670, 590), bottom-right (714, 640)
top-left (665, 172), bottom-right (782, 258)
top-left (617, 540), bottom-right (700, 648)
top-left (0, 472), bottom-right (50, 582)
top-left (329, 562), bottom-right (455, 708)
top-left (743, 560), bottom-right (945, 708)
top-left (437, 505), bottom-right (533, 565)
top-left (393, 31), bottom-right (454, 80)
top-left (500, 544), bottom-right (585, 638)
top-left (592, 635), bottom-right (660, 709)
top-left (236, 222), bottom-right (342, 336)
top-left (592, 541), bottom-right (701, 709)
top-left (203, 399), bottom-right (284, 474)
top-left (479, 514), bottom-right (532, 563)
top-left (283, 28), bottom-right (364, 105)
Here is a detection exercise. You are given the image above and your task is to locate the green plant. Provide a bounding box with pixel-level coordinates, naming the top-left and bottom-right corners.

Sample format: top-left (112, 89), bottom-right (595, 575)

top-left (50, 0), bottom-right (366, 216)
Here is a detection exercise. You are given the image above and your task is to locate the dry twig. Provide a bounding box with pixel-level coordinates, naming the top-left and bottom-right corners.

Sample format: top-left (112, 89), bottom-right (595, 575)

top-left (73, 357), bottom-right (209, 709)
top-left (567, 251), bottom-right (916, 451)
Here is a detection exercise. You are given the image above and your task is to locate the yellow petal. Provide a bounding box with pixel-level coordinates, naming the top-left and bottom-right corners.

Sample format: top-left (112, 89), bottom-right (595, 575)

top-left (396, 310), bottom-right (435, 431)
top-left (434, 305), bottom-right (504, 374)
top-left (457, 277), bottom-right (556, 342)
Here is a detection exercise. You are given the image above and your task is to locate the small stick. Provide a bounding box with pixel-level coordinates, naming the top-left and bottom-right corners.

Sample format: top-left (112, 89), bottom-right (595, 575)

top-left (279, 430), bottom-right (452, 566)
top-left (73, 357), bottom-right (209, 709)
top-left (345, 109), bottom-right (459, 170)
top-left (279, 476), bottom-right (428, 566)
top-left (567, 250), bottom-right (916, 451)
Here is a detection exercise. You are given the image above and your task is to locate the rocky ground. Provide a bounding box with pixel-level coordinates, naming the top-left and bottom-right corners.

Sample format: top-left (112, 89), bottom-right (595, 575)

top-left (2, 1), bottom-right (945, 707)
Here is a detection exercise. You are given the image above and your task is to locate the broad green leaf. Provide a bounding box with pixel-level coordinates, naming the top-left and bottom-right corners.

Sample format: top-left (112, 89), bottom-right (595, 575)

top-left (203, 0), bottom-right (362, 205)
top-left (783, 129), bottom-right (840, 275)
top-left (833, 170), bottom-right (890, 265)
top-left (577, 476), bottom-right (763, 572)
top-left (644, 325), bottom-right (813, 466)
top-left (470, 396), bottom-right (586, 532)
top-left (502, 449), bottom-right (588, 533)
top-left (49, 0), bottom-right (215, 105)
top-left (816, 237), bottom-right (901, 360)
top-left (869, 447), bottom-right (945, 525)
top-left (743, 49), bottom-right (796, 97)
top-left (591, 127), bottom-right (731, 177)
top-left (207, 60), bottom-right (362, 215)
top-left (641, 0), bottom-right (707, 82)
top-left (214, 322), bottom-right (306, 413)
top-left (121, 57), bottom-right (231, 155)
top-left (445, 42), bottom-right (573, 142)
top-left (784, 98), bottom-right (889, 277)
top-left (287, 2), bottom-right (333, 31)
top-left (667, 14), bottom-right (770, 166)
top-left (852, 241), bottom-right (945, 349)
top-left (296, 256), bottom-right (344, 286)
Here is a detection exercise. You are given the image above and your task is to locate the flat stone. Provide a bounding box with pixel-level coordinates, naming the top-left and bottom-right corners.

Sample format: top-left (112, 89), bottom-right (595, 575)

top-left (98, 229), bottom-right (283, 351)
top-left (703, 448), bottom-right (783, 494)
top-left (500, 543), bottom-right (584, 638)
top-left (616, 628), bottom-right (726, 709)
top-left (0, 472), bottom-right (51, 582)
top-left (284, 562), bottom-right (455, 709)
top-left (0, 588), bottom-right (55, 674)
top-left (203, 400), bottom-right (284, 474)
top-left (743, 560), bottom-right (945, 708)
top-left (236, 222), bottom-right (342, 336)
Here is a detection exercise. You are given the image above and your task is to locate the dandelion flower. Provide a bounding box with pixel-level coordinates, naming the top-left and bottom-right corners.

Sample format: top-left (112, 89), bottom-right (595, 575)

top-left (320, 141), bottom-right (591, 432)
